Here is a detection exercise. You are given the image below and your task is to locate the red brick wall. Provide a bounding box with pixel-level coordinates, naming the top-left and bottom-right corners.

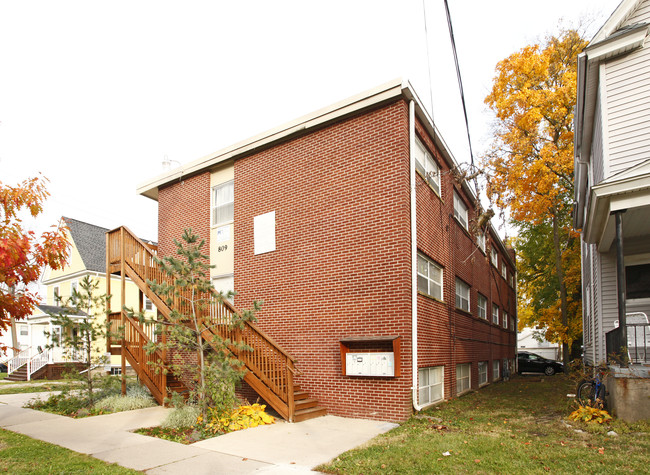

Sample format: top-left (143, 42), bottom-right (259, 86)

top-left (157, 172), bottom-right (211, 258)
top-left (153, 99), bottom-right (517, 421)
top-left (414, 118), bottom-right (516, 399)
top-left (157, 171), bottom-right (212, 373)
top-left (234, 100), bottom-right (414, 421)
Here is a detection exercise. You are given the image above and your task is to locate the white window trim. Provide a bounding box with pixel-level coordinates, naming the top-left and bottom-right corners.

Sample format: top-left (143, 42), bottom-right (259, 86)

top-left (493, 360), bottom-right (500, 380)
top-left (211, 180), bottom-right (234, 227)
top-left (492, 305), bottom-right (499, 325)
top-left (417, 253), bottom-right (443, 301)
top-left (415, 137), bottom-right (441, 195)
top-left (503, 311), bottom-right (509, 329)
top-left (453, 192), bottom-right (469, 231)
top-left (456, 363), bottom-right (471, 395)
top-left (490, 247), bottom-right (498, 267)
top-left (477, 293), bottom-right (487, 319)
top-left (455, 278), bottom-right (470, 312)
top-left (477, 232), bottom-right (486, 253)
top-left (418, 366), bottom-right (444, 406)
top-left (501, 262), bottom-right (507, 279)
top-left (478, 361), bottom-right (488, 386)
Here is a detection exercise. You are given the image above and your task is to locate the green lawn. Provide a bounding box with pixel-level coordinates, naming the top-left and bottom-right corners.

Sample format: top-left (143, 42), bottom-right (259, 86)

top-left (0, 428), bottom-right (139, 474)
top-left (318, 374), bottom-right (650, 474)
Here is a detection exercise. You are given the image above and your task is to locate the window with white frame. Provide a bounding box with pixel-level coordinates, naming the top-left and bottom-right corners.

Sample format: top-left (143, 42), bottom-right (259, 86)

top-left (477, 231), bottom-right (486, 252)
top-left (492, 304), bottom-right (499, 325)
top-left (19, 324), bottom-right (28, 336)
top-left (477, 293), bottom-right (487, 319)
top-left (455, 278), bottom-right (470, 312)
top-left (510, 315), bottom-right (516, 331)
top-left (144, 296), bottom-right (153, 311)
top-left (478, 361), bottom-right (488, 386)
top-left (493, 360), bottom-right (500, 380)
top-left (501, 262), bottom-right (507, 279)
top-left (490, 247), bottom-right (498, 267)
top-left (414, 137), bottom-right (441, 195)
top-left (503, 310), bottom-right (508, 329)
top-left (453, 192), bottom-right (469, 230)
top-left (418, 366), bottom-right (444, 406)
top-left (211, 180), bottom-right (234, 226)
top-left (212, 274), bottom-right (235, 304)
top-left (509, 273), bottom-right (515, 287)
top-left (456, 363), bottom-right (471, 394)
top-left (417, 253), bottom-right (443, 300)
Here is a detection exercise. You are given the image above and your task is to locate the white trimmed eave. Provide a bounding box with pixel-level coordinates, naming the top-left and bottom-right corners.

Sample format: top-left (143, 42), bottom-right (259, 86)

top-left (584, 170), bottom-right (650, 250)
top-left (574, 22), bottom-right (649, 229)
top-left (137, 78), bottom-right (408, 201)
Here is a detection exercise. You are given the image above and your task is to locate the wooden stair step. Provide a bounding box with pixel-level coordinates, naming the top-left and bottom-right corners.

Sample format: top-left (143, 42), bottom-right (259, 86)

top-left (294, 405), bottom-right (327, 422)
top-left (295, 397), bottom-right (319, 410)
top-left (293, 390), bottom-right (309, 401)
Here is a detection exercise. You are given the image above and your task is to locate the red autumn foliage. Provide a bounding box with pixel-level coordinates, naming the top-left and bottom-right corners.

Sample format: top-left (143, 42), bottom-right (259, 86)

top-left (0, 176), bottom-right (69, 353)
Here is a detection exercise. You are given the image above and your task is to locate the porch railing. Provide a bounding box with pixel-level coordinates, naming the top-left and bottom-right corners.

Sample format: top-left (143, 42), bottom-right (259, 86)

top-left (7, 347), bottom-right (31, 374)
top-left (607, 319), bottom-right (650, 364)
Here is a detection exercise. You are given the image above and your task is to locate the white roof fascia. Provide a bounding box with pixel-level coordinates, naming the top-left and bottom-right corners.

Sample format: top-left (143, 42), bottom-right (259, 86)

top-left (573, 23), bottom-right (649, 229)
top-left (591, 0), bottom-right (642, 44)
top-left (584, 171), bottom-right (650, 243)
top-left (137, 78), bottom-right (406, 200)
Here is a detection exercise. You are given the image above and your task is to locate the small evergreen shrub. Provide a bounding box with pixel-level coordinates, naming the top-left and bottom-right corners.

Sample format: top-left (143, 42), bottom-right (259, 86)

top-left (161, 405), bottom-right (201, 429)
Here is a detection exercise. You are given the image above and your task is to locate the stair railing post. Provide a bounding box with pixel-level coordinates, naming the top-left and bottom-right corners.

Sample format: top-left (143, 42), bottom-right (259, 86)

top-left (287, 357), bottom-right (295, 423)
top-left (120, 227), bottom-right (127, 396)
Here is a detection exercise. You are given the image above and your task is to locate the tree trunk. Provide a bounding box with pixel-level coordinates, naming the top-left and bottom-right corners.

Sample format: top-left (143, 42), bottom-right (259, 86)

top-left (552, 212), bottom-right (570, 372)
top-left (9, 286), bottom-right (19, 356)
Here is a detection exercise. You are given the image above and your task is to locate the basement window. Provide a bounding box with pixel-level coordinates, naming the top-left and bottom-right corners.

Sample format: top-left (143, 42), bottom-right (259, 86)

top-left (418, 366), bottom-right (444, 406)
top-left (493, 360), bottom-right (500, 380)
top-left (456, 363), bottom-right (471, 394)
top-left (478, 361), bottom-right (488, 386)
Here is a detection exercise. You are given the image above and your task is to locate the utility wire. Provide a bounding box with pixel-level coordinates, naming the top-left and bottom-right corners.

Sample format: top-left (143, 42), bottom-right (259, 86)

top-left (443, 0), bottom-right (476, 172)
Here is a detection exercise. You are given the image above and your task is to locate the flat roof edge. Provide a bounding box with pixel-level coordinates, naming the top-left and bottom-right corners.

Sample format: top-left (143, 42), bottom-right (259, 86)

top-left (137, 78), bottom-right (406, 200)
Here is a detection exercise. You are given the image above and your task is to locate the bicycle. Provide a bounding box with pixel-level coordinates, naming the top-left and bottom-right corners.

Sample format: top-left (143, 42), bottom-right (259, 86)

top-left (576, 367), bottom-right (607, 409)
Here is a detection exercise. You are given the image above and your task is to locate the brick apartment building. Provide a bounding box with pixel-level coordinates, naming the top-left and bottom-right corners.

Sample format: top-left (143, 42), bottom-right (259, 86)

top-left (137, 79), bottom-right (517, 421)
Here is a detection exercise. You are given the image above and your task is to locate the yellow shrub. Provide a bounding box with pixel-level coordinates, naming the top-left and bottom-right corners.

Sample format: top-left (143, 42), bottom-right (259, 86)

top-left (569, 405), bottom-right (612, 424)
top-left (202, 403), bottom-right (275, 434)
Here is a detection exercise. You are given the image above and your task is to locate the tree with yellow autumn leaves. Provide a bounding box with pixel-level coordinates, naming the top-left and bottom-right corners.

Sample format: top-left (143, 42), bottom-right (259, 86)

top-left (483, 29), bottom-right (587, 370)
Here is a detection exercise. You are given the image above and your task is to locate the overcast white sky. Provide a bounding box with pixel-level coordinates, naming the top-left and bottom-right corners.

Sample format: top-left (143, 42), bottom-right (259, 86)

top-left (0, 0), bottom-right (622, 242)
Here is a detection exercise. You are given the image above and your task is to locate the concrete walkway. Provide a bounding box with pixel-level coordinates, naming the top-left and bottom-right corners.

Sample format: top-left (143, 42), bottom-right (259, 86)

top-left (0, 391), bottom-right (398, 473)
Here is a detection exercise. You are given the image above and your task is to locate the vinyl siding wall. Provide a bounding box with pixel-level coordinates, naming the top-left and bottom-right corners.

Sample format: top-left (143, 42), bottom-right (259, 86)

top-left (604, 0), bottom-right (650, 177)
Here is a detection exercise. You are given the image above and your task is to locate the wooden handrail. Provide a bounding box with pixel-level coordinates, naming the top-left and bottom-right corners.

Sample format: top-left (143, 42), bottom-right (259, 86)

top-left (107, 226), bottom-right (298, 419)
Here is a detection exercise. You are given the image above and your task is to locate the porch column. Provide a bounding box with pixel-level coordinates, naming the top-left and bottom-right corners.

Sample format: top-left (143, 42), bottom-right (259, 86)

top-left (614, 210), bottom-right (628, 358)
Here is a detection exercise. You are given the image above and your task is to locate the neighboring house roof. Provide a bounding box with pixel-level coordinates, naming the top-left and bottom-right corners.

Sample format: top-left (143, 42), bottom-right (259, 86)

top-left (61, 217), bottom-right (157, 275)
top-left (63, 217), bottom-right (109, 273)
top-left (35, 304), bottom-right (87, 317)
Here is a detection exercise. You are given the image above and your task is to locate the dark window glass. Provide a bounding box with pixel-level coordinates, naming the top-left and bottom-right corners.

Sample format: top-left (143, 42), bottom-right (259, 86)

top-left (626, 264), bottom-right (650, 299)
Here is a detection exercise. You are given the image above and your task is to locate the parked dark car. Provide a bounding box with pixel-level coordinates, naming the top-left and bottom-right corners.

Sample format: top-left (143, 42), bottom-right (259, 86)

top-left (517, 351), bottom-right (564, 376)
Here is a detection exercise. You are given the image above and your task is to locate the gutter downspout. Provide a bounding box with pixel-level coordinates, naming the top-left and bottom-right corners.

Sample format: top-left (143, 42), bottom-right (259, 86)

top-left (410, 100), bottom-right (424, 411)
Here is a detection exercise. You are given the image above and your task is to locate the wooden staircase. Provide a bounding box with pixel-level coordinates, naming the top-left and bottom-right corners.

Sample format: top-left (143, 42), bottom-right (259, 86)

top-left (106, 226), bottom-right (326, 422)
